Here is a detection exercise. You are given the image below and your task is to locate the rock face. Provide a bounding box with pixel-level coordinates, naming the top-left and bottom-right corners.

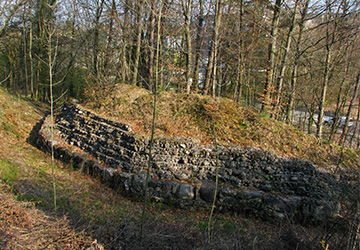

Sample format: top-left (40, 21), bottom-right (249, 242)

top-left (33, 103), bottom-right (344, 223)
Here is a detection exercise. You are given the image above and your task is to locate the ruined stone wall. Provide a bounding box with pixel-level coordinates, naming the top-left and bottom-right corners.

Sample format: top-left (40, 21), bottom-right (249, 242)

top-left (34, 103), bottom-right (342, 223)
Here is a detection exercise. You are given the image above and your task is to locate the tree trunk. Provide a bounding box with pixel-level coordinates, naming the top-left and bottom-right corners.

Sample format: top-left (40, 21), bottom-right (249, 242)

top-left (307, 105), bottom-right (315, 134)
top-left (47, 24), bottom-right (57, 212)
top-left (285, 0), bottom-right (310, 124)
top-left (317, 1), bottom-right (333, 138)
top-left (317, 45), bottom-right (331, 138)
top-left (211, 0), bottom-right (222, 97)
top-left (132, 0), bottom-right (144, 86)
top-left (192, 0), bottom-right (204, 92)
top-left (140, 0), bottom-right (162, 239)
top-left (286, 65), bottom-right (297, 124)
top-left (104, 0), bottom-right (116, 73)
top-left (349, 97), bottom-right (360, 148)
top-left (29, 19), bottom-right (34, 98)
top-left (203, 41), bottom-right (215, 95)
top-left (35, 0), bottom-right (46, 101)
top-left (22, 12), bottom-right (29, 96)
top-left (148, 0), bottom-right (156, 91)
top-left (204, 0), bottom-right (222, 96)
top-left (261, 0), bottom-right (283, 114)
top-left (328, 61), bottom-right (350, 142)
top-left (233, 0), bottom-right (245, 103)
top-left (339, 70), bottom-right (360, 146)
top-left (120, 0), bottom-right (131, 83)
top-left (93, 0), bottom-right (105, 77)
top-left (184, 0), bottom-right (193, 94)
top-left (273, 0), bottom-right (298, 119)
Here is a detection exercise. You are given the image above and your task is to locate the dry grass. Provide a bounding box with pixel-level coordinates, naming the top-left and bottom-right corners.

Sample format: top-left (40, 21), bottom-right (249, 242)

top-left (0, 182), bottom-right (103, 250)
top-left (0, 90), bottom-right (103, 249)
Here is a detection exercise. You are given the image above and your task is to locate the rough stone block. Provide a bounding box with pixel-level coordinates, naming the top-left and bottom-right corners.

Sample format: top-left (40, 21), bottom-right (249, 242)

top-left (199, 182), bottom-right (218, 202)
top-left (175, 183), bottom-right (194, 200)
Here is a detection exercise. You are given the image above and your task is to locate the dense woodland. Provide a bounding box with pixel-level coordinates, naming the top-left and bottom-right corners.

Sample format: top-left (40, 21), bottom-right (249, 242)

top-left (1, 0), bottom-right (360, 147)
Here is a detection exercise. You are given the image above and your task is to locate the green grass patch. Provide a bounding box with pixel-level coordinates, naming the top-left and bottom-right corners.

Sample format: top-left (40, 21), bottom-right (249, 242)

top-left (1, 121), bottom-right (22, 139)
top-left (18, 194), bottom-right (52, 209)
top-left (0, 159), bottom-right (19, 184)
top-left (221, 220), bottom-right (237, 232)
top-left (198, 220), bottom-right (208, 230)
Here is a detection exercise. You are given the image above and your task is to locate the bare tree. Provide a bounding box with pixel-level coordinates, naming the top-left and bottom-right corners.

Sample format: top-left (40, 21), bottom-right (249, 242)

top-left (147, 0), bottom-right (156, 91)
top-left (233, 0), bottom-right (245, 103)
top-left (261, 0), bottom-right (283, 114)
top-left (103, 0), bottom-right (116, 73)
top-left (285, 0), bottom-right (310, 123)
top-left (92, 0), bottom-right (105, 77)
top-left (132, 0), bottom-right (144, 86)
top-left (192, 0), bottom-right (204, 92)
top-left (273, 0), bottom-right (299, 119)
top-left (203, 0), bottom-right (223, 97)
top-left (316, 0), bottom-right (356, 138)
top-left (183, 0), bottom-right (193, 94)
top-left (339, 69), bottom-right (360, 145)
top-left (140, 0), bottom-right (163, 240)
top-left (47, 22), bottom-right (57, 212)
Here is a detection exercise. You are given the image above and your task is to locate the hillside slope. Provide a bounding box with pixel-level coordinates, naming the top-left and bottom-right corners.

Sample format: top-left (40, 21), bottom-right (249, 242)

top-left (1, 87), bottom-right (359, 249)
top-left (0, 90), bottom-right (104, 249)
top-left (83, 83), bottom-right (360, 169)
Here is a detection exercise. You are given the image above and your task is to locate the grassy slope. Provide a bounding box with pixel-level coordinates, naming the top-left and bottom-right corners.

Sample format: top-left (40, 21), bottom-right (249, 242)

top-left (0, 86), bottom-right (358, 249)
top-left (0, 90), bottom-right (104, 249)
top-left (84, 83), bottom-right (360, 169)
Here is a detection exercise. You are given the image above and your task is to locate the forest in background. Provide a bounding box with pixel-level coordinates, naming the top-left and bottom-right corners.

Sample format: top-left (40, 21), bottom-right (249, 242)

top-left (1, 0), bottom-right (360, 147)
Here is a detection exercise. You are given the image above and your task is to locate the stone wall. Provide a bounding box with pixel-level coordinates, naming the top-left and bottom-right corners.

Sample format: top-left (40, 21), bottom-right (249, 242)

top-left (34, 103), bottom-right (343, 223)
